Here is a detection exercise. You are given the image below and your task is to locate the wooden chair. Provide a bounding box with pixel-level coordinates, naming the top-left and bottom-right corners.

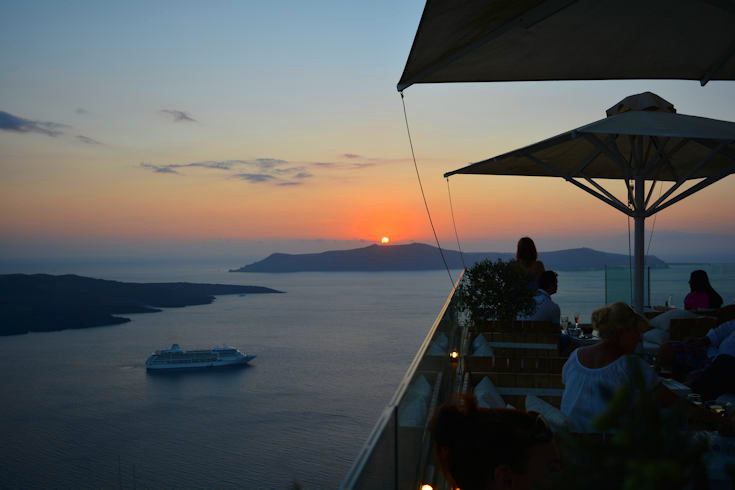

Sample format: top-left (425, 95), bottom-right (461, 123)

top-left (669, 316), bottom-right (717, 341)
top-left (466, 321), bottom-right (565, 408)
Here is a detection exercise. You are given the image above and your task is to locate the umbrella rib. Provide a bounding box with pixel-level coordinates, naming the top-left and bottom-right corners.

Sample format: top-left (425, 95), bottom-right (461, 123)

top-left (652, 137), bottom-right (683, 181)
top-left (647, 140), bottom-right (731, 213)
top-left (582, 177), bottom-right (628, 210)
top-left (644, 138), bottom-right (688, 180)
top-left (524, 152), bottom-right (632, 215)
top-left (647, 163), bottom-right (735, 217)
top-left (690, 139), bottom-right (735, 162)
top-left (571, 146), bottom-right (603, 175)
top-left (644, 178), bottom-right (659, 208)
top-left (582, 133), bottom-right (632, 178)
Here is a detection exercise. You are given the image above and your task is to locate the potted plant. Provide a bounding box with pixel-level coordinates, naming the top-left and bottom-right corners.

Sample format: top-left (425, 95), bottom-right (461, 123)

top-left (457, 258), bottom-right (536, 328)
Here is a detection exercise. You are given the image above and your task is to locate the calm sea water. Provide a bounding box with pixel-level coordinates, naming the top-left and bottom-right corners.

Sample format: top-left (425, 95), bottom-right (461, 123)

top-left (0, 260), bottom-right (733, 489)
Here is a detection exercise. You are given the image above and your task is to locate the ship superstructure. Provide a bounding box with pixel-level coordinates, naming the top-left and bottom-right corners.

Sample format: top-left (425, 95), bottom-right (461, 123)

top-left (146, 344), bottom-right (255, 371)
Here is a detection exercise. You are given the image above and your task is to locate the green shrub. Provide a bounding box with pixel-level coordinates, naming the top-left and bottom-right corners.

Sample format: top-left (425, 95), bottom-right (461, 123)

top-left (457, 259), bottom-right (536, 325)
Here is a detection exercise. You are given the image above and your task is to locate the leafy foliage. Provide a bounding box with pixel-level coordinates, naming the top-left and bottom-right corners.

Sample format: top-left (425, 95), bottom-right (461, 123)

top-left (555, 358), bottom-right (709, 490)
top-left (456, 259), bottom-right (536, 324)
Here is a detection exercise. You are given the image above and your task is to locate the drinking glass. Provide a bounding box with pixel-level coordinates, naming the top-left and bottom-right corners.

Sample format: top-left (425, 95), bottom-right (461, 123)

top-left (561, 316), bottom-right (569, 331)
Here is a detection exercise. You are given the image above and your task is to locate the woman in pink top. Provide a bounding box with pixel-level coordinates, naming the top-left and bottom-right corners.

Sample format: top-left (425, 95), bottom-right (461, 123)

top-left (684, 270), bottom-right (723, 311)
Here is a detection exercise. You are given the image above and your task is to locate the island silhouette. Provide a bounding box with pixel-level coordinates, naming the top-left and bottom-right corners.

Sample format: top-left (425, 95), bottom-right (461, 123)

top-left (230, 242), bottom-right (667, 273)
top-left (0, 274), bottom-right (283, 336)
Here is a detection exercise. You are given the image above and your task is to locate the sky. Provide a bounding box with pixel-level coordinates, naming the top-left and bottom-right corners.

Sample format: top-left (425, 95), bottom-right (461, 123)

top-left (1, 1), bottom-right (734, 262)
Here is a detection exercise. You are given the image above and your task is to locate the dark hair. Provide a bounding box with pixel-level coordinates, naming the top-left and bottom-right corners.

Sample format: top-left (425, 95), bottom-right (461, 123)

top-left (431, 395), bottom-right (552, 490)
top-left (689, 270), bottom-right (723, 309)
top-left (539, 270), bottom-right (558, 291)
top-left (516, 237), bottom-right (538, 266)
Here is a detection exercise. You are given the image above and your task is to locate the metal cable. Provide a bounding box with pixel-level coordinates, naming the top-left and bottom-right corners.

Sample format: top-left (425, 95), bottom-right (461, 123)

top-left (400, 92), bottom-right (454, 285)
top-left (646, 181), bottom-right (663, 258)
top-left (446, 178), bottom-right (467, 270)
top-left (627, 183), bottom-right (633, 304)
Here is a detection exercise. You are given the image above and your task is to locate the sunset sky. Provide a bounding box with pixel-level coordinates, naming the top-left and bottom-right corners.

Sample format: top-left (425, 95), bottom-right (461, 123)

top-left (2, 1), bottom-right (734, 261)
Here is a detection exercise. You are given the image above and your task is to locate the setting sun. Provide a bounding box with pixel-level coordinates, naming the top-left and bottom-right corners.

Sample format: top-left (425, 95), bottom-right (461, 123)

top-left (380, 236), bottom-right (390, 244)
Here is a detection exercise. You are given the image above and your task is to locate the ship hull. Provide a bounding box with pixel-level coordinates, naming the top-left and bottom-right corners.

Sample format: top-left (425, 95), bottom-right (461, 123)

top-left (146, 355), bottom-right (256, 372)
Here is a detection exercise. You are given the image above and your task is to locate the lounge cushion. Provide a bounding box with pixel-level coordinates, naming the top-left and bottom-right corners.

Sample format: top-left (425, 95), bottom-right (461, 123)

top-left (474, 376), bottom-right (505, 409)
top-left (525, 394), bottom-right (579, 433)
top-left (649, 309), bottom-right (698, 332)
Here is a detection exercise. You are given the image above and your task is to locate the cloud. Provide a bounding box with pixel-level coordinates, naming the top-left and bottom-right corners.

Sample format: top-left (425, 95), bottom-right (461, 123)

top-left (351, 162), bottom-right (376, 169)
top-left (140, 163), bottom-right (181, 174)
top-left (253, 158), bottom-right (288, 169)
top-left (75, 108), bottom-right (88, 115)
top-left (138, 155), bottom-right (390, 186)
top-left (160, 109), bottom-right (196, 123)
top-left (232, 173), bottom-right (275, 183)
top-left (76, 135), bottom-right (102, 145)
top-left (0, 110), bottom-right (70, 137)
top-left (342, 153), bottom-right (362, 159)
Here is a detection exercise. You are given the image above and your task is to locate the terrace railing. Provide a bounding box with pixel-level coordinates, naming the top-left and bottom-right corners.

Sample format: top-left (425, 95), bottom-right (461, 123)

top-left (340, 273), bottom-right (465, 490)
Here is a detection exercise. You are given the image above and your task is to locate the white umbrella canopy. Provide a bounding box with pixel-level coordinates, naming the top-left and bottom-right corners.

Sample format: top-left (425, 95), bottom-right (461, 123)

top-left (397, 0), bottom-right (735, 91)
top-left (444, 92), bottom-right (735, 312)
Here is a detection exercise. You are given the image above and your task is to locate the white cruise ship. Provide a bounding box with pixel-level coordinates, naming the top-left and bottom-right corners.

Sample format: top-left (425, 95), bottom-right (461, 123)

top-left (145, 344), bottom-right (256, 371)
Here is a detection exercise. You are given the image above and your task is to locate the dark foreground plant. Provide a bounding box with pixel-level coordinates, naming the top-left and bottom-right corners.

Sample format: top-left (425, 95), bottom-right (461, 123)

top-left (456, 259), bottom-right (536, 325)
top-left (554, 358), bottom-right (709, 490)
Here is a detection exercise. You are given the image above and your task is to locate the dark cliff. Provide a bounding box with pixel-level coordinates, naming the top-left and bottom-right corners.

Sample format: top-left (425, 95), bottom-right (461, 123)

top-left (0, 274), bottom-right (283, 336)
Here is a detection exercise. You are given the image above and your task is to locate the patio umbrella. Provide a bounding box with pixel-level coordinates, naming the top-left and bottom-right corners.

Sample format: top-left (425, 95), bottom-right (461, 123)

top-left (444, 92), bottom-right (735, 312)
top-left (397, 0), bottom-right (735, 91)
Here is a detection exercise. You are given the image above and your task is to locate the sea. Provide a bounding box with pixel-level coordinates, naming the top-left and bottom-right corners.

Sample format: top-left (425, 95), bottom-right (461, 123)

top-left (1, 259), bottom-right (734, 489)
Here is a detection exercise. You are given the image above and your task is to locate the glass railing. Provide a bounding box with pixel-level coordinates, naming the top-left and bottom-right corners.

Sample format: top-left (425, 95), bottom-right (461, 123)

top-left (340, 273), bottom-right (465, 490)
top-left (604, 265), bottom-right (650, 306)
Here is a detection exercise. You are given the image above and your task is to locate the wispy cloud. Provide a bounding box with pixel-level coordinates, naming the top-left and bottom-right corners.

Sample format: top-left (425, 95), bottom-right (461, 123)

top-left (138, 154), bottom-right (395, 186)
top-left (160, 109), bottom-right (196, 123)
top-left (76, 135), bottom-right (102, 145)
top-left (350, 162), bottom-right (375, 169)
top-left (232, 173), bottom-right (275, 183)
top-left (140, 158), bottom-right (309, 186)
top-left (75, 108), bottom-right (88, 115)
top-left (0, 110), bottom-right (70, 137)
top-left (140, 163), bottom-right (181, 174)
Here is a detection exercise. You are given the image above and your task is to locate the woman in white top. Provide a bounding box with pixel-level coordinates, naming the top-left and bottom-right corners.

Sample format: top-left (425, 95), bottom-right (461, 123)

top-left (561, 302), bottom-right (727, 432)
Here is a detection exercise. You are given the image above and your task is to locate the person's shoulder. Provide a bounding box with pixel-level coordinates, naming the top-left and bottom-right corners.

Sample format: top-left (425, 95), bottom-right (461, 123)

top-left (717, 320), bottom-right (735, 333)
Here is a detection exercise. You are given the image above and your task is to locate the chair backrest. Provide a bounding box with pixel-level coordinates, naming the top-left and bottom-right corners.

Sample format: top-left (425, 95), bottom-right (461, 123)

top-left (717, 305), bottom-right (735, 326)
top-left (669, 317), bottom-right (717, 341)
top-left (467, 321), bottom-right (564, 408)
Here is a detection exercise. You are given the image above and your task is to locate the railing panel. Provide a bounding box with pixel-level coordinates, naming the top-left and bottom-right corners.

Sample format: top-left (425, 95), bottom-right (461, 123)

top-left (341, 273), bottom-right (463, 490)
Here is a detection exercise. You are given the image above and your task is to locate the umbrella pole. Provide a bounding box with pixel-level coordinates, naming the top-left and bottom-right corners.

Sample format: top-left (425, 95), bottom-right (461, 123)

top-left (634, 176), bottom-right (645, 313)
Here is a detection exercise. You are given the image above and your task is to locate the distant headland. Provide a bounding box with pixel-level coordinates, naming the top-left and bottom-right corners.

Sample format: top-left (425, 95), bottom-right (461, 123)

top-left (230, 242), bottom-right (667, 273)
top-left (0, 274), bottom-right (283, 336)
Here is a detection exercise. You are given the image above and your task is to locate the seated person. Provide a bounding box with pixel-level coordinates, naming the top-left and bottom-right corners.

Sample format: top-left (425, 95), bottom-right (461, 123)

top-left (515, 237), bottom-right (545, 290)
top-left (657, 317), bottom-right (735, 383)
top-left (518, 270), bottom-right (560, 325)
top-left (432, 394), bottom-right (560, 490)
top-left (684, 320), bottom-right (735, 400)
top-left (561, 302), bottom-right (727, 432)
top-left (685, 269), bottom-right (723, 311)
